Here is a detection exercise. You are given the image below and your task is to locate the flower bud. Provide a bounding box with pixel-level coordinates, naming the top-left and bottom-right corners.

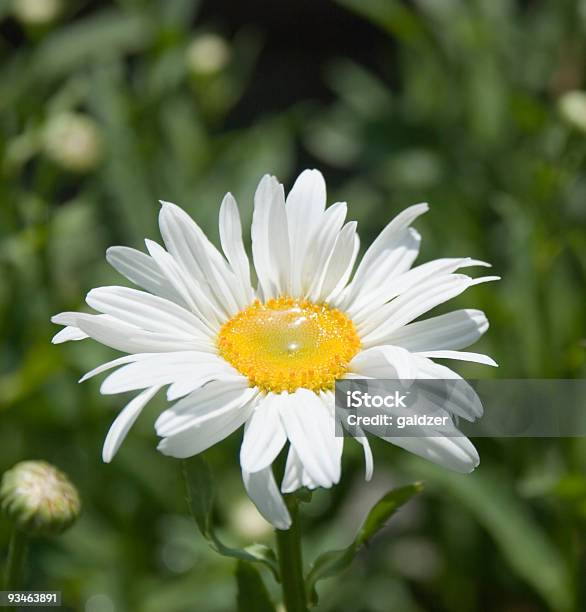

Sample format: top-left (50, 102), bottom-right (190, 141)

top-left (185, 34), bottom-right (231, 76)
top-left (1, 461), bottom-right (81, 536)
top-left (12, 0), bottom-right (62, 26)
top-left (43, 112), bottom-right (103, 173)
top-left (558, 90), bottom-right (586, 134)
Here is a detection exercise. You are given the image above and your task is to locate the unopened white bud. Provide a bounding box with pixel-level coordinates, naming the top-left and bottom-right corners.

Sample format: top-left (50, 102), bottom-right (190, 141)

top-left (1, 461), bottom-right (81, 536)
top-left (558, 90), bottom-right (586, 134)
top-left (185, 34), bottom-right (231, 76)
top-left (43, 113), bottom-right (103, 173)
top-left (11, 0), bottom-right (61, 26)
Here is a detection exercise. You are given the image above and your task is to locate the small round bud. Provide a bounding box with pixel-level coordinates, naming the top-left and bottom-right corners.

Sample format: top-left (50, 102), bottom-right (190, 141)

top-left (11, 0), bottom-right (62, 26)
top-left (558, 90), bottom-right (586, 134)
top-left (43, 112), bottom-right (103, 173)
top-left (1, 461), bottom-right (81, 536)
top-left (185, 34), bottom-right (231, 76)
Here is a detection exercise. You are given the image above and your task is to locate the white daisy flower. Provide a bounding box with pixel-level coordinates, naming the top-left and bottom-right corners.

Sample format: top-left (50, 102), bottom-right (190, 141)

top-left (52, 169), bottom-right (498, 530)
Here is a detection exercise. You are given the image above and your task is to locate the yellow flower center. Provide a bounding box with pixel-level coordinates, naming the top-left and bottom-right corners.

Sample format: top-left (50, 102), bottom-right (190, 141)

top-left (218, 297), bottom-right (361, 393)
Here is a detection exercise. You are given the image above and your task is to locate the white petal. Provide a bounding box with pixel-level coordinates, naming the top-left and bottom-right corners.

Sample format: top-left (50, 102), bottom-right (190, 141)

top-left (100, 352), bottom-right (236, 395)
top-left (106, 246), bottom-right (186, 306)
top-left (326, 232), bottom-right (360, 303)
top-left (157, 398), bottom-right (254, 458)
top-left (79, 353), bottom-right (152, 382)
top-left (166, 372), bottom-right (244, 401)
top-left (281, 445), bottom-right (319, 492)
top-left (371, 309), bottom-right (489, 352)
top-left (251, 175), bottom-right (290, 299)
top-left (355, 203), bottom-right (428, 277)
top-left (159, 201), bottom-right (241, 317)
top-left (72, 313), bottom-right (208, 353)
top-left (145, 239), bottom-right (223, 331)
top-left (349, 345), bottom-right (417, 380)
top-left (349, 257), bottom-right (489, 322)
top-left (242, 467), bottom-right (291, 530)
top-left (359, 274), bottom-right (477, 344)
top-left (87, 286), bottom-right (212, 340)
top-left (411, 354), bottom-right (483, 420)
top-left (339, 203), bottom-right (428, 309)
top-left (354, 428), bottom-right (374, 481)
top-left (418, 350), bottom-right (497, 367)
top-left (219, 193), bottom-right (255, 305)
top-left (52, 311), bottom-right (84, 326)
top-left (52, 325), bottom-right (88, 344)
top-left (240, 394), bottom-right (287, 473)
top-left (315, 221), bottom-right (358, 302)
top-left (381, 433), bottom-right (479, 474)
top-left (277, 389), bottom-right (340, 488)
top-left (102, 386), bottom-right (160, 463)
top-left (469, 275), bottom-right (500, 286)
top-left (155, 379), bottom-right (255, 436)
top-left (268, 183), bottom-right (291, 294)
top-left (286, 169), bottom-right (326, 296)
top-left (339, 227), bottom-right (421, 311)
top-left (303, 201), bottom-right (347, 298)
top-left (251, 175), bottom-right (277, 298)
top-left (281, 446), bottom-right (303, 493)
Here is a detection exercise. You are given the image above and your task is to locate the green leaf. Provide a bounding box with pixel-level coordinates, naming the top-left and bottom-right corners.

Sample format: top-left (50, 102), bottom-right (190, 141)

top-left (89, 61), bottom-right (156, 241)
top-left (305, 482), bottom-right (423, 606)
top-left (182, 457), bottom-right (280, 580)
top-left (158, 0), bottom-right (200, 30)
top-left (35, 11), bottom-right (154, 79)
top-left (235, 560), bottom-right (277, 612)
top-left (404, 460), bottom-right (573, 612)
top-left (355, 482), bottom-right (424, 545)
top-left (181, 456), bottom-right (215, 538)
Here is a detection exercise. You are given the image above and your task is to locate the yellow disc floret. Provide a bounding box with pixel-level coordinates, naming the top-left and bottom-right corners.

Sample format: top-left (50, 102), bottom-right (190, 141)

top-left (218, 297), bottom-right (361, 393)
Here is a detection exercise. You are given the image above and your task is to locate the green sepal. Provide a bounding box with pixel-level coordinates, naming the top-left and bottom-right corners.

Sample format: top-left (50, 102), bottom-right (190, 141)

top-left (305, 482), bottom-right (423, 606)
top-left (293, 487), bottom-right (313, 504)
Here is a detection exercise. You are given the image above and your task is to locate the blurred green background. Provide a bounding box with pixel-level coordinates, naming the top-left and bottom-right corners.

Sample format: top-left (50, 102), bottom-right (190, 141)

top-left (1, 0), bottom-right (586, 610)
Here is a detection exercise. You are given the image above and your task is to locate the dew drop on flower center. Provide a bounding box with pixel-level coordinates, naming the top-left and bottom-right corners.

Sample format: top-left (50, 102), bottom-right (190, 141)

top-left (218, 297), bottom-right (361, 393)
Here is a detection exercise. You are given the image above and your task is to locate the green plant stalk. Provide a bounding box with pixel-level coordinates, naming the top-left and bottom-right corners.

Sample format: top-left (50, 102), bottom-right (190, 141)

top-left (275, 496), bottom-right (307, 612)
top-left (4, 529), bottom-right (28, 590)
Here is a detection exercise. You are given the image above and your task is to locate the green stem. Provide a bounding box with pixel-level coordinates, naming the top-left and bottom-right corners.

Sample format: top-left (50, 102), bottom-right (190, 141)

top-left (275, 496), bottom-right (307, 612)
top-left (4, 529), bottom-right (28, 590)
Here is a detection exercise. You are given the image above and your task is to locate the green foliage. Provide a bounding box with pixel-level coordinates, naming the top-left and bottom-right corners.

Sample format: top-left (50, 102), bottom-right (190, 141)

top-left (306, 483), bottom-right (423, 606)
top-left (235, 561), bottom-right (276, 612)
top-left (0, 0), bottom-right (585, 610)
top-left (183, 457), bottom-right (279, 580)
top-left (404, 461), bottom-right (572, 611)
